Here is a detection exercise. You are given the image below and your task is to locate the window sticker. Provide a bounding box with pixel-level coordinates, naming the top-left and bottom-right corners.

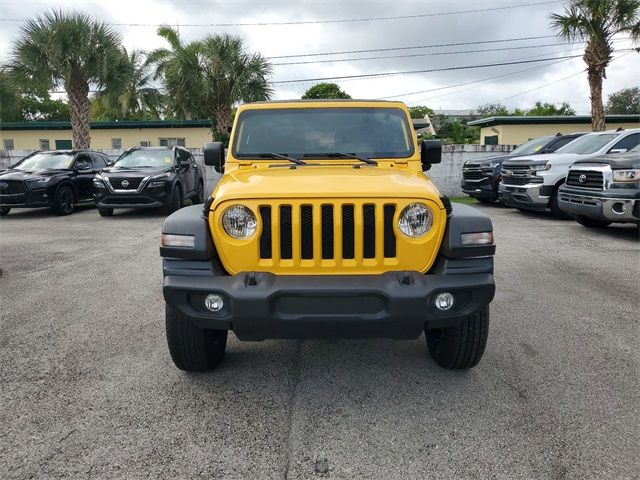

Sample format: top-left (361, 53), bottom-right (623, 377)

top-left (63, 159), bottom-right (72, 167)
top-left (164, 157), bottom-right (172, 163)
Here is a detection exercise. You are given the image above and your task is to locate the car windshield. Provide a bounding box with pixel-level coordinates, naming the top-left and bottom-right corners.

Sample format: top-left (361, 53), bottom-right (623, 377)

top-left (510, 136), bottom-right (555, 155)
top-left (13, 152), bottom-right (74, 171)
top-left (114, 149), bottom-right (175, 168)
top-left (556, 133), bottom-right (619, 154)
top-left (233, 107), bottom-right (414, 159)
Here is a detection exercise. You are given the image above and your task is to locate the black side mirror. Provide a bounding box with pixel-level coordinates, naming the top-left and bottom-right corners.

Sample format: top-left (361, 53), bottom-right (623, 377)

top-left (75, 162), bottom-right (91, 171)
top-left (204, 142), bottom-right (225, 173)
top-left (420, 140), bottom-right (442, 171)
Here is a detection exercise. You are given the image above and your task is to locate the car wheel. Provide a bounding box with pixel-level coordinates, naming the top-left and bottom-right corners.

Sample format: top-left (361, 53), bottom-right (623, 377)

top-left (196, 180), bottom-right (205, 204)
top-left (165, 304), bottom-right (227, 372)
top-left (0, 207), bottom-right (10, 216)
top-left (550, 187), bottom-right (572, 220)
top-left (98, 207), bottom-right (114, 217)
top-left (477, 197), bottom-right (496, 204)
top-left (164, 185), bottom-right (182, 215)
top-left (425, 305), bottom-right (489, 370)
top-left (52, 185), bottom-right (75, 216)
top-left (574, 215), bottom-right (611, 228)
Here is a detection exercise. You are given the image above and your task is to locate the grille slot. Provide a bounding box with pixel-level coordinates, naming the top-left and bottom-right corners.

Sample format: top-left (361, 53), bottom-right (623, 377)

top-left (502, 176), bottom-right (542, 186)
top-left (300, 205), bottom-right (313, 260)
top-left (383, 205), bottom-right (396, 258)
top-left (259, 206), bottom-right (272, 259)
top-left (280, 206), bottom-right (293, 259)
top-left (363, 204), bottom-right (376, 259)
top-left (109, 177), bottom-right (143, 190)
top-left (321, 205), bottom-right (334, 259)
top-left (0, 181), bottom-right (26, 194)
top-left (566, 170), bottom-right (604, 189)
top-left (463, 170), bottom-right (485, 180)
top-left (342, 205), bottom-right (355, 259)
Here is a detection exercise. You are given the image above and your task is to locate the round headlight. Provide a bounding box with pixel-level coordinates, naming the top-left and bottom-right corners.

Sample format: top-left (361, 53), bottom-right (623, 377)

top-left (398, 203), bottom-right (433, 237)
top-left (222, 205), bottom-right (257, 239)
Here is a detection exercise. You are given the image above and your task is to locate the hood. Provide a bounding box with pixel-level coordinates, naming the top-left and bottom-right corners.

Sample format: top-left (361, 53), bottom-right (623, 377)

top-left (464, 154), bottom-right (512, 167)
top-left (212, 165), bottom-right (443, 207)
top-left (102, 166), bottom-right (171, 177)
top-left (503, 152), bottom-right (583, 166)
top-left (0, 168), bottom-right (68, 181)
top-left (573, 151), bottom-right (640, 170)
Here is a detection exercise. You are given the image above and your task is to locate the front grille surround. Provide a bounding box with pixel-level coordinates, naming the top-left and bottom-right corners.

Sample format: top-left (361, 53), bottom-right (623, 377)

top-left (566, 169), bottom-right (604, 189)
top-left (462, 169), bottom-right (486, 180)
top-left (0, 180), bottom-right (26, 194)
top-left (107, 176), bottom-right (144, 190)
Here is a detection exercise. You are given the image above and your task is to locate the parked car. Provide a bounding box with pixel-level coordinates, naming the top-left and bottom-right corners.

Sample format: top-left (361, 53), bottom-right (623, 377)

top-left (461, 133), bottom-right (584, 203)
top-left (93, 146), bottom-right (204, 217)
top-left (160, 100), bottom-right (496, 372)
top-left (0, 150), bottom-right (112, 216)
top-left (499, 129), bottom-right (640, 218)
top-left (558, 146), bottom-right (640, 229)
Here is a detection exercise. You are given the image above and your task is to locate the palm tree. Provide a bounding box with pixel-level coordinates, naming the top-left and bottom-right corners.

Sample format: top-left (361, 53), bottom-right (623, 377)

top-left (149, 27), bottom-right (272, 139)
top-left (550, 0), bottom-right (640, 131)
top-left (10, 10), bottom-right (128, 148)
top-left (92, 49), bottom-right (163, 120)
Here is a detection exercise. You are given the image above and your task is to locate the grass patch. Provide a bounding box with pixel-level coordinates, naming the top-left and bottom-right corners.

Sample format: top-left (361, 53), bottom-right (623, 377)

top-left (449, 196), bottom-right (478, 205)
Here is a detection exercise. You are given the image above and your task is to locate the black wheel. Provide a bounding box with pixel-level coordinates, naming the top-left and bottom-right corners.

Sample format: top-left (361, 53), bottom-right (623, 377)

top-left (195, 180), bottom-right (205, 204)
top-left (550, 187), bottom-right (572, 219)
top-left (52, 185), bottom-right (75, 216)
top-left (425, 306), bottom-right (489, 370)
top-left (477, 197), bottom-right (496, 204)
top-left (574, 215), bottom-right (611, 228)
top-left (98, 207), bottom-right (114, 217)
top-left (0, 207), bottom-right (10, 216)
top-left (165, 304), bottom-right (227, 372)
top-left (164, 185), bottom-right (182, 215)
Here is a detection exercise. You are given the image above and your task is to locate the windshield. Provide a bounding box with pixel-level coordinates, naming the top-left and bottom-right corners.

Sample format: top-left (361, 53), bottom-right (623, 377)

top-left (556, 133), bottom-right (619, 154)
top-left (233, 107), bottom-right (414, 159)
top-left (510, 136), bottom-right (555, 156)
top-left (13, 152), bottom-right (74, 171)
top-left (114, 149), bottom-right (175, 168)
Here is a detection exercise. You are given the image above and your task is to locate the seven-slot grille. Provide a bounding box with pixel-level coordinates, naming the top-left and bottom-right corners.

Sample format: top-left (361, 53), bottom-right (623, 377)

top-left (108, 177), bottom-right (143, 190)
top-left (258, 203), bottom-right (397, 263)
top-left (566, 170), bottom-right (604, 189)
top-left (0, 181), bottom-right (26, 194)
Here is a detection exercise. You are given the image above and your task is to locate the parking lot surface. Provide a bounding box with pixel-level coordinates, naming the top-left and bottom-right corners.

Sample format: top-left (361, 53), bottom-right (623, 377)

top-left (0, 204), bottom-right (638, 479)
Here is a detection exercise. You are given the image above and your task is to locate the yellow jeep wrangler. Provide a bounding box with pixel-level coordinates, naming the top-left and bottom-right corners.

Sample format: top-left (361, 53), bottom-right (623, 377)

top-left (160, 100), bottom-right (496, 371)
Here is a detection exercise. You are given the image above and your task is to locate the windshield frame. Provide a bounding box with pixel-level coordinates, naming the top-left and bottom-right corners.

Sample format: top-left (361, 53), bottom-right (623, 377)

top-left (231, 107), bottom-right (416, 160)
top-left (12, 152), bottom-right (75, 171)
top-left (555, 133), bottom-right (619, 155)
top-left (113, 148), bottom-right (177, 168)
top-left (510, 136), bottom-right (555, 156)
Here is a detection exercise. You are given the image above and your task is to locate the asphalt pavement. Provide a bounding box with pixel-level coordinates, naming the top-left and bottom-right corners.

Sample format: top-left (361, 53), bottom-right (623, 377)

top-left (0, 203), bottom-right (638, 479)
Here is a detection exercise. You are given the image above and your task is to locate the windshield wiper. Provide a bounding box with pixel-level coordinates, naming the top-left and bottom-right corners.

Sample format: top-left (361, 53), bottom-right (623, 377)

top-left (257, 153), bottom-right (306, 165)
top-left (304, 152), bottom-right (378, 165)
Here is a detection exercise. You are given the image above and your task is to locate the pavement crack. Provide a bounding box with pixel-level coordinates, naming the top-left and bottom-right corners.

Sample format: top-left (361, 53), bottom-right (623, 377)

top-left (283, 340), bottom-right (303, 480)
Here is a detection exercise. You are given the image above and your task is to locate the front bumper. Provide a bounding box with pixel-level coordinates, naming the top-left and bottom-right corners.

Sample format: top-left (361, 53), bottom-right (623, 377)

top-left (162, 258), bottom-right (495, 341)
top-left (0, 189), bottom-right (51, 209)
top-left (558, 186), bottom-right (640, 223)
top-left (499, 182), bottom-right (552, 211)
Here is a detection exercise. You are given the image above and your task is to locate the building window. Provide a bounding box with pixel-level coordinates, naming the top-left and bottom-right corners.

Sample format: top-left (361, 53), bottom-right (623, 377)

top-left (111, 138), bottom-right (122, 149)
top-left (55, 139), bottom-right (73, 149)
top-left (39, 139), bottom-right (50, 150)
top-left (159, 138), bottom-right (186, 147)
top-left (3, 139), bottom-right (15, 150)
top-left (139, 140), bottom-right (151, 147)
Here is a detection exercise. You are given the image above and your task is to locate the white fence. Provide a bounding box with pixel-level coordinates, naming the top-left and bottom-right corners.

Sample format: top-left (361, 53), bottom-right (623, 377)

top-left (0, 144), bottom-right (515, 197)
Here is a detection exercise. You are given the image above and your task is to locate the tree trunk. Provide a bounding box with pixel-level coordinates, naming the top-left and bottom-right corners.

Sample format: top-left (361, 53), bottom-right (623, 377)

top-left (67, 71), bottom-right (91, 149)
top-left (213, 108), bottom-right (231, 142)
top-left (588, 67), bottom-right (605, 132)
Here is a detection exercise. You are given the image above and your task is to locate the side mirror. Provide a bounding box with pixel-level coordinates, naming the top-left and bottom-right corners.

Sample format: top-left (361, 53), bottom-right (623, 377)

top-left (421, 140), bottom-right (442, 171)
top-left (75, 162), bottom-right (91, 171)
top-left (204, 142), bottom-right (225, 173)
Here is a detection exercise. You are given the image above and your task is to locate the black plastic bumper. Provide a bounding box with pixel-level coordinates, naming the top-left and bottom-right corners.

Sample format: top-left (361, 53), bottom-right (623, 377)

top-left (0, 190), bottom-right (51, 208)
top-left (461, 178), bottom-right (499, 200)
top-left (162, 258), bottom-right (495, 341)
top-left (95, 192), bottom-right (166, 209)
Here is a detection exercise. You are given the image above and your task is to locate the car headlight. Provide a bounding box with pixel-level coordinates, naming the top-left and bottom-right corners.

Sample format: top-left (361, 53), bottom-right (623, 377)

top-left (530, 163), bottom-right (549, 172)
top-left (26, 176), bottom-right (52, 187)
top-left (222, 205), bottom-right (257, 239)
top-left (612, 169), bottom-right (640, 183)
top-left (398, 203), bottom-right (433, 237)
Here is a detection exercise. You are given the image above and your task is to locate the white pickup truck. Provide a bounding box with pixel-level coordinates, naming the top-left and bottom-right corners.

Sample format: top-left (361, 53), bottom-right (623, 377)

top-left (499, 129), bottom-right (640, 218)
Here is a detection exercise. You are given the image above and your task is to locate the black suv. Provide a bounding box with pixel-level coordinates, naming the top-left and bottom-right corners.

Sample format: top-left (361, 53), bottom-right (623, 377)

top-left (461, 133), bottom-right (584, 203)
top-left (93, 146), bottom-right (204, 217)
top-left (0, 150), bottom-right (112, 216)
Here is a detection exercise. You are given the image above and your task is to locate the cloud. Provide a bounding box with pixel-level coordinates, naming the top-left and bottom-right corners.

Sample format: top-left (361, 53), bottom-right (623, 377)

top-left (0, 0), bottom-right (637, 114)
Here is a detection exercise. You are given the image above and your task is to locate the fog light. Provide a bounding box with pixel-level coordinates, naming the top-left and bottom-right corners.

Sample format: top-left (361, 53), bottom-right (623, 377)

top-left (611, 202), bottom-right (626, 215)
top-left (204, 294), bottom-right (224, 312)
top-left (434, 292), bottom-right (454, 311)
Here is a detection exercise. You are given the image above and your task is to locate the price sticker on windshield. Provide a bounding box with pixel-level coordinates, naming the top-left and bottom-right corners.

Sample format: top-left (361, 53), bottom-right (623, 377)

top-left (164, 157), bottom-right (172, 163)
top-left (63, 159), bottom-right (72, 167)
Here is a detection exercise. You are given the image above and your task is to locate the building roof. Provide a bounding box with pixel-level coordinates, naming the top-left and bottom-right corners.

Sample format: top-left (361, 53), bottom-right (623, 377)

top-left (0, 119), bottom-right (212, 131)
top-left (468, 114), bottom-right (640, 127)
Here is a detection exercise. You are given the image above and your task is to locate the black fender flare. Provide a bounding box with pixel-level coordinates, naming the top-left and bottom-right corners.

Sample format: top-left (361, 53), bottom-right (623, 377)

top-left (160, 204), bottom-right (215, 260)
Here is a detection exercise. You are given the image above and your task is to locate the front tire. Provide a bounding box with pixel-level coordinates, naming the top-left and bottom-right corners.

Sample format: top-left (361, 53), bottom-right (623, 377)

top-left (0, 207), bottom-right (10, 216)
top-left (550, 187), bottom-right (572, 219)
top-left (425, 306), bottom-right (489, 370)
top-left (164, 185), bottom-right (182, 215)
top-left (52, 185), bottom-right (75, 216)
top-left (98, 207), bottom-right (114, 217)
top-left (165, 304), bottom-right (227, 372)
top-left (574, 215), bottom-right (611, 228)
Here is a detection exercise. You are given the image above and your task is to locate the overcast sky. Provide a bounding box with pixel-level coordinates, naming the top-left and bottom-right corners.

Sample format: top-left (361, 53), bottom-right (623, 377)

top-left (0, 0), bottom-right (638, 114)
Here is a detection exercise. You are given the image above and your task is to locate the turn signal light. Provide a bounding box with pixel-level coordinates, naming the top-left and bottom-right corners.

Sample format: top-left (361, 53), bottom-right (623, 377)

top-left (461, 232), bottom-right (494, 245)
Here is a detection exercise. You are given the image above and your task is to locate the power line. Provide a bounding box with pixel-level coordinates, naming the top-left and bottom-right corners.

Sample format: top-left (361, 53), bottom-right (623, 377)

top-left (266, 35), bottom-right (557, 59)
top-left (0, 1), bottom-right (562, 27)
top-left (272, 54), bottom-right (585, 84)
top-left (271, 42), bottom-right (578, 66)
